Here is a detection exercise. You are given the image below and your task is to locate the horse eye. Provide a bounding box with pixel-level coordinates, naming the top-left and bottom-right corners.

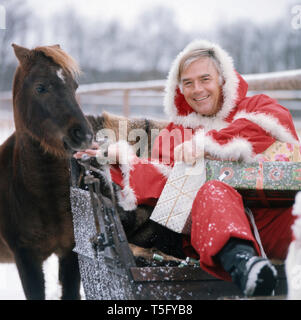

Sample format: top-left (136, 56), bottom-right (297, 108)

top-left (36, 84), bottom-right (47, 94)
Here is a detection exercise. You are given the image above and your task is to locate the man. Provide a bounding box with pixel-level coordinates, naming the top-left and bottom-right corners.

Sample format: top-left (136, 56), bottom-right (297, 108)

top-left (76, 40), bottom-right (299, 296)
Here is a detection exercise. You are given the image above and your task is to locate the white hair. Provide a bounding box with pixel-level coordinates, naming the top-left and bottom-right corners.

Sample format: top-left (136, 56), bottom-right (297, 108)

top-left (178, 49), bottom-right (224, 92)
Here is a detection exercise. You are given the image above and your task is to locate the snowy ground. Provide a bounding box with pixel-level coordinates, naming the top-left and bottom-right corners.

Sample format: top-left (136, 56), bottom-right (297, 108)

top-left (0, 125), bottom-right (84, 300)
top-left (0, 255), bottom-right (64, 300)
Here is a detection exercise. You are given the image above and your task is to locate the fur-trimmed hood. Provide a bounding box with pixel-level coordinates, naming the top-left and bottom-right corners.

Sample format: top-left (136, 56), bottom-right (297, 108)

top-left (164, 39), bottom-right (248, 130)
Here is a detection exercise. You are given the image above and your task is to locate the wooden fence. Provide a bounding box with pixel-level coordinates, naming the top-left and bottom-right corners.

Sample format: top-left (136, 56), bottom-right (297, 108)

top-left (0, 69), bottom-right (301, 119)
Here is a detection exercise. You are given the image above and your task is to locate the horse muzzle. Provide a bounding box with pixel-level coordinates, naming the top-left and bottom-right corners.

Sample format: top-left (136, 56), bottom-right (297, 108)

top-left (64, 125), bottom-right (93, 152)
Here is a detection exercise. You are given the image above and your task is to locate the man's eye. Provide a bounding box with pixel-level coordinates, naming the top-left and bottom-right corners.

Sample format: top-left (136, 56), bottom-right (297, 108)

top-left (36, 84), bottom-right (47, 94)
top-left (184, 82), bottom-right (192, 86)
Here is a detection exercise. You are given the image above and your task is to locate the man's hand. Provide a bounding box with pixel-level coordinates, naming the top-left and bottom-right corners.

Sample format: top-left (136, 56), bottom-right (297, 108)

top-left (173, 140), bottom-right (237, 164)
top-left (73, 142), bottom-right (100, 159)
top-left (204, 153), bottom-right (237, 161)
top-left (73, 141), bottom-right (133, 165)
top-left (174, 140), bottom-right (203, 165)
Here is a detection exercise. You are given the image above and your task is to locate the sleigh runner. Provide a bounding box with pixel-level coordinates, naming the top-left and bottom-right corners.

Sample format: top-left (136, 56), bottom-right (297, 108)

top-left (69, 156), bottom-right (296, 300)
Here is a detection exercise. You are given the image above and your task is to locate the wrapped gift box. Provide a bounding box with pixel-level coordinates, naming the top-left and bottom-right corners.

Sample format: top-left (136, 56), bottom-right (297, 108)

top-left (206, 160), bottom-right (301, 208)
top-left (207, 142), bottom-right (301, 207)
top-left (150, 160), bottom-right (206, 234)
top-left (150, 159), bottom-right (301, 234)
top-left (150, 141), bottom-right (301, 234)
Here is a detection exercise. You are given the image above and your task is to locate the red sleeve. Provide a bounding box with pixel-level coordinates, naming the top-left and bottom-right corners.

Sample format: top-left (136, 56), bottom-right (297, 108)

top-left (233, 94), bottom-right (299, 143)
top-left (110, 155), bottom-right (168, 210)
top-left (202, 94), bottom-right (299, 161)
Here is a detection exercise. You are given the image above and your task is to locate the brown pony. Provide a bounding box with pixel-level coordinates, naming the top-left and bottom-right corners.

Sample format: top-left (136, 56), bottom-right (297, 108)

top-left (0, 44), bottom-right (92, 299)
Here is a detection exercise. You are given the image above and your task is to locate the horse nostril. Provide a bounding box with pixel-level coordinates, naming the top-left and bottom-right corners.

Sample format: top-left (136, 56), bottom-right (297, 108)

top-left (74, 129), bottom-right (83, 140)
top-left (69, 126), bottom-right (93, 148)
top-left (70, 126), bottom-right (85, 144)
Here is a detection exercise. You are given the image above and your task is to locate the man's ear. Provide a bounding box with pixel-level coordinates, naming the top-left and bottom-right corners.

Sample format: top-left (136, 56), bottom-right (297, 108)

top-left (12, 43), bottom-right (30, 65)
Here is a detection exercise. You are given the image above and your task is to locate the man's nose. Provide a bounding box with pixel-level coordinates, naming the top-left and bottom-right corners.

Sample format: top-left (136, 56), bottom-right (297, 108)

top-left (193, 82), bottom-right (205, 94)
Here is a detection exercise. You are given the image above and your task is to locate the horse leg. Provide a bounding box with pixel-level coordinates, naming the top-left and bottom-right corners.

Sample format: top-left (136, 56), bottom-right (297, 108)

top-left (58, 250), bottom-right (81, 300)
top-left (14, 248), bottom-right (45, 300)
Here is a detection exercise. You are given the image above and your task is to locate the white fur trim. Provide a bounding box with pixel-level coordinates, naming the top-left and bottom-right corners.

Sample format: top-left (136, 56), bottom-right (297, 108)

top-left (113, 140), bottom-right (136, 164)
top-left (293, 192), bottom-right (301, 216)
top-left (233, 111), bottom-right (298, 144)
top-left (286, 193), bottom-right (301, 299)
top-left (285, 240), bottom-right (301, 300)
top-left (116, 159), bottom-right (138, 211)
top-left (171, 111), bottom-right (230, 131)
top-left (117, 159), bottom-right (171, 210)
top-left (292, 218), bottom-right (301, 242)
top-left (116, 183), bottom-right (137, 211)
top-left (203, 134), bottom-right (254, 162)
top-left (150, 161), bottom-right (172, 178)
top-left (164, 39), bottom-right (239, 129)
top-left (104, 140), bottom-right (171, 210)
top-left (107, 140), bottom-right (138, 211)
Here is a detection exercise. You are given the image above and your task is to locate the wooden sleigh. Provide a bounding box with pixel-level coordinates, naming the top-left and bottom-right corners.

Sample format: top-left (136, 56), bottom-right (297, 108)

top-left (69, 156), bottom-right (292, 300)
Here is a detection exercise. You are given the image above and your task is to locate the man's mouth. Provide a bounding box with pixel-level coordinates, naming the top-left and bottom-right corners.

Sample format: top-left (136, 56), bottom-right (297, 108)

top-left (194, 95), bottom-right (210, 102)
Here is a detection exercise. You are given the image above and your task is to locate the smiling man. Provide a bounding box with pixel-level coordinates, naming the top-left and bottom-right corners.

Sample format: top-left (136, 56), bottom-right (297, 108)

top-left (179, 52), bottom-right (223, 116)
top-left (158, 40), bottom-right (298, 296)
top-left (76, 39), bottom-right (300, 297)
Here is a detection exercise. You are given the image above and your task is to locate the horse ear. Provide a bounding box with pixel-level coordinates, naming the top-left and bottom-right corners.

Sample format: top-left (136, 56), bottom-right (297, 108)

top-left (50, 44), bottom-right (61, 49)
top-left (12, 43), bottom-right (30, 65)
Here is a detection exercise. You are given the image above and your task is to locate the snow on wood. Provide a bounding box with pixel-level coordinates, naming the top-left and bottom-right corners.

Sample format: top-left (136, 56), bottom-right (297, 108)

top-left (0, 70), bottom-right (301, 106)
top-left (244, 69), bottom-right (301, 91)
top-left (76, 69), bottom-right (301, 94)
top-left (77, 79), bottom-right (166, 95)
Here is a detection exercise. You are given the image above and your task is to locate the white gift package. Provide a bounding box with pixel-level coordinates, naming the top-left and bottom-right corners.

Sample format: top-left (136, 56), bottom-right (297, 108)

top-left (150, 159), bottom-right (206, 234)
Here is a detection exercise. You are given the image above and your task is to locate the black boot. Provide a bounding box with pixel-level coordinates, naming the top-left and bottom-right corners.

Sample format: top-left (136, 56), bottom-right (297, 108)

top-left (217, 238), bottom-right (277, 297)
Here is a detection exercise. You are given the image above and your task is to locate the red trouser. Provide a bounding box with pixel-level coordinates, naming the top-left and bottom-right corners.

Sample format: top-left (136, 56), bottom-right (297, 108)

top-left (189, 180), bottom-right (296, 281)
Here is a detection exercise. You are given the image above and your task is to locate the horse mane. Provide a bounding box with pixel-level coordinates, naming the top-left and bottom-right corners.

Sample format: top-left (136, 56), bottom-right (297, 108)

top-left (33, 45), bottom-right (81, 79)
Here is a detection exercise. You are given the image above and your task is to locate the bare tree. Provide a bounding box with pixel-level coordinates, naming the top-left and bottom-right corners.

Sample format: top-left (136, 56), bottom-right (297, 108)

top-left (127, 6), bottom-right (190, 73)
top-left (0, 0), bottom-right (31, 90)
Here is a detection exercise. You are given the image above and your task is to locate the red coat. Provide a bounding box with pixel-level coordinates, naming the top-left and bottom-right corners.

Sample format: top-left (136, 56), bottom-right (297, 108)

top-left (111, 40), bottom-right (299, 211)
top-left (108, 40), bottom-right (299, 279)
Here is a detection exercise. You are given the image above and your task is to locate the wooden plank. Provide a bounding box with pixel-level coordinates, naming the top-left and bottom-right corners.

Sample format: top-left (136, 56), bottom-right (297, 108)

top-left (130, 266), bottom-right (217, 282)
top-left (132, 280), bottom-right (241, 300)
top-left (130, 264), bottom-right (286, 282)
top-left (245, 69), bottom-right (301, 90)
top-left (129, 264), bottom-right (287, 300)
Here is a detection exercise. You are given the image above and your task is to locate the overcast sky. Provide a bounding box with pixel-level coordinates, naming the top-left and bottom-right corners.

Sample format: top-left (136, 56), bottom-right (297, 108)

top-left (27, 0), bottom-right (297, 31)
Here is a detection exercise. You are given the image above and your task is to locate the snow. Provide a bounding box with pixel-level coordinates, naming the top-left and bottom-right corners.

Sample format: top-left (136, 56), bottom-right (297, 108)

top-left (0, 263), bottom-right (26, 300)
top-left (0, 255), bottom-right (85, 300)
top-left (0, 255), bottom-right (60, 300)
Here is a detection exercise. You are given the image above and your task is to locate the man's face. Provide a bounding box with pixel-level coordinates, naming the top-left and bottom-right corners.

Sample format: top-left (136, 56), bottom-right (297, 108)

top-left (180, 57), bottom-right (223, 116)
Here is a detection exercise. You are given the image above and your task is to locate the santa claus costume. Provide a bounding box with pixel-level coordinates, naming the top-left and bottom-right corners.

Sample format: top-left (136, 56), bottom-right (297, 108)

top-left (107, 40), bottom-right (300, 296)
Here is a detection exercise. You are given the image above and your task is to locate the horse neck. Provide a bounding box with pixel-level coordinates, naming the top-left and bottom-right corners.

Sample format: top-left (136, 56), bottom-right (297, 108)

top-left (14, 130), bottom-right (69, 185)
